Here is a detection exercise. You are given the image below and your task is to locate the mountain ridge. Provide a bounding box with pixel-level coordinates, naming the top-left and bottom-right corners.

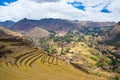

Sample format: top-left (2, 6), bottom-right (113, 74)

top-left (10, 18), bottom-right (116, 32)
top-left (0, 20), bottom-right (15, 28)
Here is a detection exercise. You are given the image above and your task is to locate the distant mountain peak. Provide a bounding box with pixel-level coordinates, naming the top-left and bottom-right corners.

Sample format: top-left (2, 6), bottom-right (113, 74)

top-left (23, 18), bottom-right (28, 20)
top-left (0, 20), bottom-right (15, 28)
top-left (11, 18), bottom-right (116, 33)
top-left (20, 18), bottom-right (30, 22)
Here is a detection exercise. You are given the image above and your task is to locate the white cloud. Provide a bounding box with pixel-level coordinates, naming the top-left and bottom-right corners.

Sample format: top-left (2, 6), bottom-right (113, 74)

top-left (0, 0), bottom-right (119, 22)
top-left (30, 0), bottom-right (60, 3)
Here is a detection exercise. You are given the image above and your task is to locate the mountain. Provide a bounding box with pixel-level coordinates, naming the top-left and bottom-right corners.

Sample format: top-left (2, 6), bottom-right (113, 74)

top-left (104, 22), bottom-right (120, 47)
top-left (73, 21), bottom-right (115, 27)
top-left (0, 20), bottom-right (15, 28)
top-left (11, 18), bottom-right (37, 31)
top-left (31, 18), bottom-right (78, 32)
top-left (74, 21), bottom-right (115, 32)
top-left (11, 18), bottom-right (77, 32)
top-left (108, 22), bottom-right (120, 38)
top-left (97, 22), bottom-right (120, 66)
top-left (11, 18), bottom-right (116, 33)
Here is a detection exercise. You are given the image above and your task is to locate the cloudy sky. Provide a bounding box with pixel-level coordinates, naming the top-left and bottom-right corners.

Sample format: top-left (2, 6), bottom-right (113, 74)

top-left (0, 0), bottom-right (120, 22)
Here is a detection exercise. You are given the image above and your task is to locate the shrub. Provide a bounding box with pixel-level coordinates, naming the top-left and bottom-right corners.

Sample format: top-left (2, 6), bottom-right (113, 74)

top-left (108, 76), bottom-right (119, 80)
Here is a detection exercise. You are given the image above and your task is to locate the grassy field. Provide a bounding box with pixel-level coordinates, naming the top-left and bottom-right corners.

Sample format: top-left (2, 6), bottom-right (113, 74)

top-left (0, 39), bottom-right (111, 80)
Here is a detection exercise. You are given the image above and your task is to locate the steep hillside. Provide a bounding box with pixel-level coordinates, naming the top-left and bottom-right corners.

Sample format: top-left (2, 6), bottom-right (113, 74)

top-left (104, 22), bottom-right (120, 46)
top-left (37, 27), bottom-right (120, 79)
top-left (0, 26), bottom-right (23, 37)
top-left (0, 34), bottom-right (109, 80)
top-left (108, 22), bottom-right (120, 38)
top-left (95, 22), bottom-right (120, 74)
top-left (31, 18), bottom-right (77, 32)
top-left (24, 27), bottom-right (50, 45)
top-left (25, 27), bottom-right (50, 38)
top-left (11, 18), bottom-right (37, 31)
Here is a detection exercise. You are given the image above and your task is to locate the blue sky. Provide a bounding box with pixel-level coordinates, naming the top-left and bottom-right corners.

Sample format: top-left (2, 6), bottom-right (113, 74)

top-left (68, 2), bottom-right (85, 11)
top-left (0, 0), bottom-right (119, 22)
top-left (0, 0), bottom-right (17, 6)
top-left (101, 8), bottom-right (111, 13)
top-left (68, 1), bottom-right (112, 13)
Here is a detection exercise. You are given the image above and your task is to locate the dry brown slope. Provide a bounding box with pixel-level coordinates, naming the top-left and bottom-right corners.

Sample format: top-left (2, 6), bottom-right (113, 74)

top-left (25, 27), bottom-right (50, 38)
top-left (0, 26), bottom-right (23, 37)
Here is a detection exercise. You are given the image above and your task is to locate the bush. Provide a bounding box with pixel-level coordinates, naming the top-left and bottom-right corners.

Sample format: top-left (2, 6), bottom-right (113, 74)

top-left (0, 45), bottom-right (5, 50)
top-left (44, 45), bottom-right (58, 54)
top-left (114, 68), bottom-right (120, 73)
top-left (108, 76), bottom-right (119, 80)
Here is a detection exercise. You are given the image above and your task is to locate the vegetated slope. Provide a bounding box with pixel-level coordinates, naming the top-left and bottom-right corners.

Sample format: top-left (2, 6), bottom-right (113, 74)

top-left (105, 22), bottom-right (120, 46)
top-left (98, 22), bottom-right (120, 52)
top-left (0, 21), bottom-right (15, 28)
top-left (0, 34), bottom-right (107, 80)
top-left (94, 22), bottom-right (120, 75)
top-left (11, 18), bottom-right (115, 33)
top-left (40, 29), bottom-right (120, 79)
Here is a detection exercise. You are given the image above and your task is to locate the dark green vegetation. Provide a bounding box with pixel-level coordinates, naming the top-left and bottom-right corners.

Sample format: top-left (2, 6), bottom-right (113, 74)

top-left (106, 32), bottom-right (120, 47)
top-left (33, 22), bottom-right (120, 79)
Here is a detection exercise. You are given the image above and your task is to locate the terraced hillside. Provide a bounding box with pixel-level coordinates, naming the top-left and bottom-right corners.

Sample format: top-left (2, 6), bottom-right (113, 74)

top-left (0, 37), bottom-right (108, 80)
